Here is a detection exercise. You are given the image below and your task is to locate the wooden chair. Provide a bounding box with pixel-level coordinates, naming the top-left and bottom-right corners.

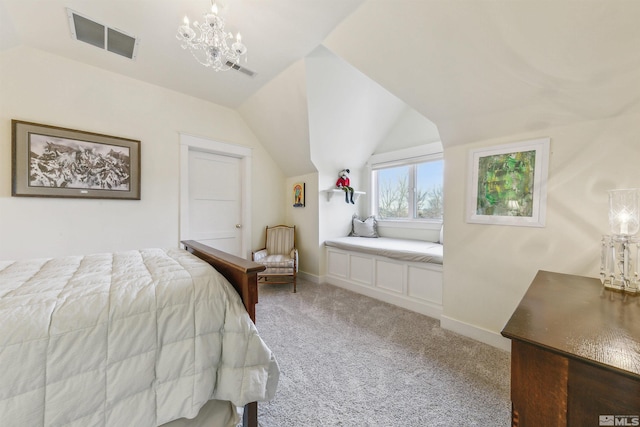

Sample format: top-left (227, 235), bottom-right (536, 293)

top-left (252, 225), bottom-right (298, 292)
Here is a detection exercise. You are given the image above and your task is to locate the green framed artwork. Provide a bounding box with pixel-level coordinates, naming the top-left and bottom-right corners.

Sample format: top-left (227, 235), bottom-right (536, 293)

top-left (466, 138), bottom-right (550, 227)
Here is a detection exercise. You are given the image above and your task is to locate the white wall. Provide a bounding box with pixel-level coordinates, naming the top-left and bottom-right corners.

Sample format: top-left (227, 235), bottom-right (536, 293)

top-left (305, 46), bottom-right (406, 174)
top-left (238, 60), bottom-right (315, 177)
top-left (317, 169), bottom-right (361, 278)
top-left (284, 173), bottom-right (320, 279)
top-left (0, 46), bottom-right (284, 260)
top-left (374, 106), bottom-right (441, 154)
top-left (442, 113), bottom-right (640, 349)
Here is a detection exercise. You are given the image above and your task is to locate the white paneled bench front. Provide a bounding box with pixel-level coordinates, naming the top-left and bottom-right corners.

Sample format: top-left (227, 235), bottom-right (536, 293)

top-left (323, 237), bottom-right (443, 319)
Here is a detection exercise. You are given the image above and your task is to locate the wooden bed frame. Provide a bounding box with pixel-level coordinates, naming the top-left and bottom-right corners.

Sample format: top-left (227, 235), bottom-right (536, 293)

top-left (181, 240), bottom-right (266, 427)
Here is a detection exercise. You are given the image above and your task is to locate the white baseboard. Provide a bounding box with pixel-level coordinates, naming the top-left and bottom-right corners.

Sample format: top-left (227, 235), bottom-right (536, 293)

top-left (440, 315), bottom-right (511, 352)
top-left (298, 271), bottom-right (321, 284)
top-left (325, 276), bottom-right (443, 321)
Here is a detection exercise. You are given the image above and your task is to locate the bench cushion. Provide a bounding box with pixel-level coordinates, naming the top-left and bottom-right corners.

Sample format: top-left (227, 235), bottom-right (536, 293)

top-left (324, 237), bottom-right (443, 265)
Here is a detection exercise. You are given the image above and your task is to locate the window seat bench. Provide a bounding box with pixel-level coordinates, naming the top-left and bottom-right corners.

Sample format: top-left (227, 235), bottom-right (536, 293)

top-left (323, 237), bottom-right (443, 319)
top-left (324, 237), bottom-right (443, 264)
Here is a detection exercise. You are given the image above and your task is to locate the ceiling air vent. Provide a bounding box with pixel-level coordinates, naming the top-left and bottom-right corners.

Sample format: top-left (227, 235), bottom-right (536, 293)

top-left (225, 61), bottom-right (257, 78)
top-left (66, 8), bottom-right (139, 60)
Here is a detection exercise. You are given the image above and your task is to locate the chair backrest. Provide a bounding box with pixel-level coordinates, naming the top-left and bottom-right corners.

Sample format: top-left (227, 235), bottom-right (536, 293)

top-left (265, 225), bottom-right (295, 254)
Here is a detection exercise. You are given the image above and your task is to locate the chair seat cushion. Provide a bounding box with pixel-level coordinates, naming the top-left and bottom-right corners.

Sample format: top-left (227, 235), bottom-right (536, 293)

top-left (262, 267), bottom-right (294, 275)
top-left (258, 254), bottom-right (294, 268)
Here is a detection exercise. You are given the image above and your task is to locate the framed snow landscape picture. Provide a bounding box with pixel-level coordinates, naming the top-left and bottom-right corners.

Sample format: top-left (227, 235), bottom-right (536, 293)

top-left (12, 120), bottom-right (140, 200)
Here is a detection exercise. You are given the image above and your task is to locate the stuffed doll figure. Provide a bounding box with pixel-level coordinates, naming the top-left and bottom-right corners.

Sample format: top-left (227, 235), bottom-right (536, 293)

top-left (336, 169), bottom-right (355, 204)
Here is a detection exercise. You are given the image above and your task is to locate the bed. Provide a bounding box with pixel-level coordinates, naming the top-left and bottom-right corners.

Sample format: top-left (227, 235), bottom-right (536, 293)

top-left (0, 240), bottom-right (278, 427)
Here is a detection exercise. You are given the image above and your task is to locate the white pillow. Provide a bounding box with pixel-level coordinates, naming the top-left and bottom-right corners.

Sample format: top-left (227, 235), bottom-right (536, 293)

top-left (351, 215), bottom-right (378, 238)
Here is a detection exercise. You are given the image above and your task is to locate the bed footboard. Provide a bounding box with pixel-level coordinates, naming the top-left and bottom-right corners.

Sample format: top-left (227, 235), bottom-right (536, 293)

top-left (182, 240), bottom-right (264, 322)
top-left (181, 240), bottom-right (265, 427)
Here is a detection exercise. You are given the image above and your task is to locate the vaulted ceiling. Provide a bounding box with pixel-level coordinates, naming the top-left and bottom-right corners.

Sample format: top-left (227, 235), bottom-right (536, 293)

top-left (2, 1), bottom-right (639, 177)
top-left (324, 1), bottom-right (640, 147)
top-left (0, 0), bottom-right (364, 108)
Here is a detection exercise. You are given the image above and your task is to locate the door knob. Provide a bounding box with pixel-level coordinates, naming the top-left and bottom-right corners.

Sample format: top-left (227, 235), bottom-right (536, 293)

top-left (235, 224), bottom-right (242, 228)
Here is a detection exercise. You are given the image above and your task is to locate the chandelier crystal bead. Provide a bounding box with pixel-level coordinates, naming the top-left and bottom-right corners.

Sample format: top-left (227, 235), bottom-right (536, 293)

top-left (176, 1), bottom-right (247, 72)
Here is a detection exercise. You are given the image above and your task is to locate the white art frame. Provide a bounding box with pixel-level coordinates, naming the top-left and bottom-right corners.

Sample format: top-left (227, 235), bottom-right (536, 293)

top-left (466, 137), bottom-right (550, 227)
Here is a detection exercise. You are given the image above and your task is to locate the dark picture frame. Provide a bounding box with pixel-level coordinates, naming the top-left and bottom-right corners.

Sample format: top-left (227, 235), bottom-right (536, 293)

top-left (12, 120), bottom-right (141, 200)
top-left (293, 182), bottom-right (305, 207)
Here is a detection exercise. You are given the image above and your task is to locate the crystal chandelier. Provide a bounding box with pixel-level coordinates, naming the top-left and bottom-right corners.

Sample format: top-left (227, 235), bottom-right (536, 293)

top-left (176, 0), bottom-right (247, 72)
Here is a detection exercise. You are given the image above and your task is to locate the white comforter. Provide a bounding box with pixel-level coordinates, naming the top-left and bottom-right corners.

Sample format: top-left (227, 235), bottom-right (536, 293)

top-left (0, 248), bottom-right (279, 426)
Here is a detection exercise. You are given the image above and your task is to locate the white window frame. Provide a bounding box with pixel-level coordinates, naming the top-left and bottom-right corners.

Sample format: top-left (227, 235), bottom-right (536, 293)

top-left (368, 143), bottom-right (443, 230)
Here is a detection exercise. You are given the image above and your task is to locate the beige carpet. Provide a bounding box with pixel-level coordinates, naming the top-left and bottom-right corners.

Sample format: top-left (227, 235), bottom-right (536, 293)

top-left (254, 280), bottom-right (511, 426)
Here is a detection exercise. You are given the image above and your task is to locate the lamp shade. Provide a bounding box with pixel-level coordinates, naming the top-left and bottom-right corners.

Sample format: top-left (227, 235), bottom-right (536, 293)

top-left (608, 188), bottom-right (640, 236)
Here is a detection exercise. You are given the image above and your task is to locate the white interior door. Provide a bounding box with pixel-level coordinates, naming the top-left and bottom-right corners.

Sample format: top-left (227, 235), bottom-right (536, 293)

top-left (188, 150), bottom-right (242, 256)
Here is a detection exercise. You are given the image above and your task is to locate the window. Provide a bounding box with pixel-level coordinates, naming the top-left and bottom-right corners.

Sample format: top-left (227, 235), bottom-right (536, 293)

top-left (370, 146), bottom-right (443, 222)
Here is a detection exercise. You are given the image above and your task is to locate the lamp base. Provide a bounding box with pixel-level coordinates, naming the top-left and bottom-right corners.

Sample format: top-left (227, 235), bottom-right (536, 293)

top-left (603, 281), bottom-right (638, 295)
top-left (600, 234), bottom-right (639, 295)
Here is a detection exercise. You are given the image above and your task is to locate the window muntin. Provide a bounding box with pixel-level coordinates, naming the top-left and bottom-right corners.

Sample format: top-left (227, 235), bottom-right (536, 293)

top-left (416, 160), bottom-right (444, 219)
top-left (373, 159), bottom-right (443, 221)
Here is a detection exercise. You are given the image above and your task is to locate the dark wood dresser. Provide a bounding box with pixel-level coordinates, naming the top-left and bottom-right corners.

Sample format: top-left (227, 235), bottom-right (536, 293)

top-left (501, 270), bottom-right (640, 427)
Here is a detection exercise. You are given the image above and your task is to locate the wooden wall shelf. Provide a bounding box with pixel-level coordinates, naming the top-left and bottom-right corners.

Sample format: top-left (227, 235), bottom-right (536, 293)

top-left (323, 189), bottom-right (365, 202)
